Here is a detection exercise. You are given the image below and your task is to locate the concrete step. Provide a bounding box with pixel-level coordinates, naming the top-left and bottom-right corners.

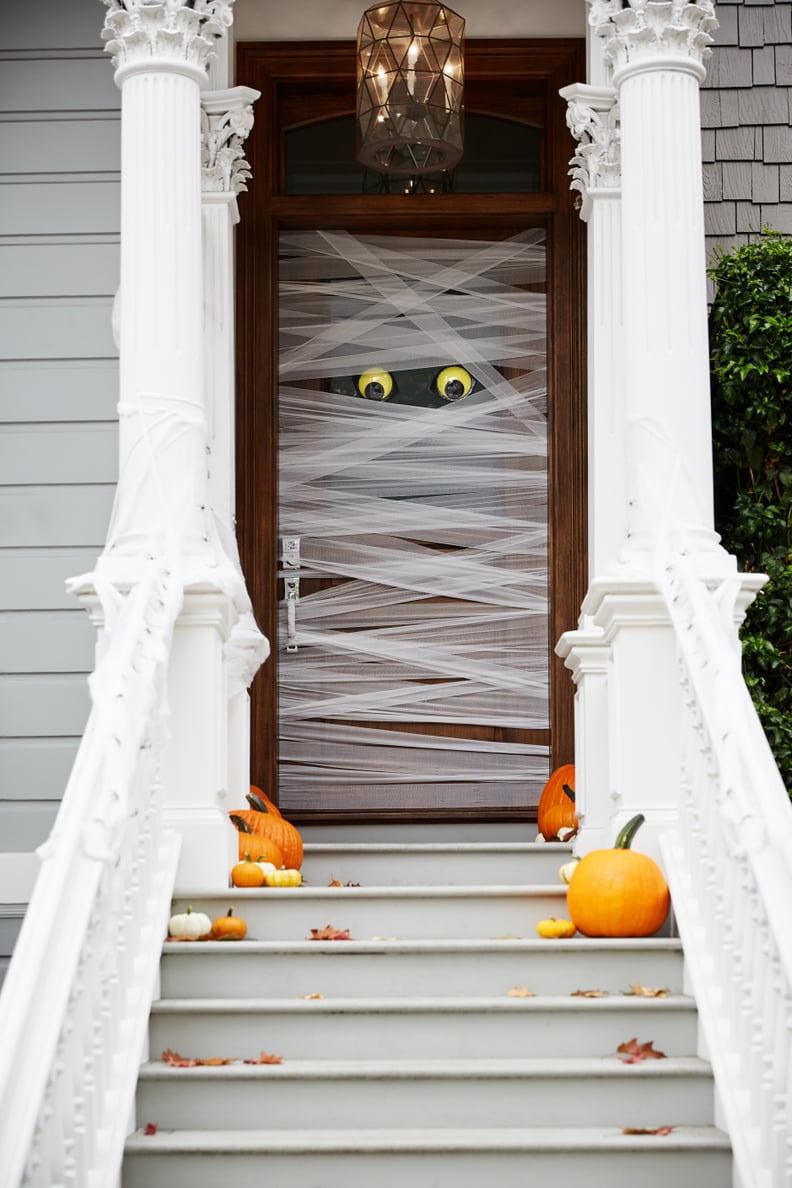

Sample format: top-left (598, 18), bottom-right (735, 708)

top-left (301, 841), bottom-right (572, 885)
top-left (136, 1055), bottom-right (716, 1130)
top-left (169, 885), bottom-right (571, 941)
top-left (148, 994), bottom-right (699, 1060)
top-left (160, 937), bottom-right (685, 999)
top-left (122, 1125), bottom-right (732, 1188)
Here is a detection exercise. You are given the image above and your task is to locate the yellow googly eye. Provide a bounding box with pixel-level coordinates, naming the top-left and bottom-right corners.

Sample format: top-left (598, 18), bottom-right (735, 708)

top-left (436, 365), bottom-right (473, 401)
top-left (357, 370), bottom-right (393, 400)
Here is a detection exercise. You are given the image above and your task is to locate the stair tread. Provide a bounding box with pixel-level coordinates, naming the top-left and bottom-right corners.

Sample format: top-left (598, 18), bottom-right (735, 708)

top-left (151, 993), bottom-right (696, 1012)
top-left (138, 1055), bottom-right (713, 1078)
top-left (303, 842), bottom-right (570, 853)
top-left (174, 884), bottom-right (569, 898)
top-left (125, 1125), bottom-right (731, 1152)
top-left (161, 936), bottom-right (683, 953)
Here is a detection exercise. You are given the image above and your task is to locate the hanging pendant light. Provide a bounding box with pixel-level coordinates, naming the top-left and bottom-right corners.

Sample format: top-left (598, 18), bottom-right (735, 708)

top-left (356, 2), bottom-right (465, 176)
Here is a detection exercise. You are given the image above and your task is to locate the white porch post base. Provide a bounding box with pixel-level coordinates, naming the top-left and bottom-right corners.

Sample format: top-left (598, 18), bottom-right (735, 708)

top-left (161, 590), bottom-right (237, 889)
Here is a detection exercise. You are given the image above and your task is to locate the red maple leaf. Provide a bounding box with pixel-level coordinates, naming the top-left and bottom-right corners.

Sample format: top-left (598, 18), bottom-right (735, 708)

top-left (161, 1048), bottom-right (201, 1067)
top-left (616, 1038), bottom-right (667, 1063)
top-left (143, 1123), bottom-right (158, 1135)
top-left (243, 1051), bottom-right (284, 1065)
top-left (308, 925), bottom-right (352, 941)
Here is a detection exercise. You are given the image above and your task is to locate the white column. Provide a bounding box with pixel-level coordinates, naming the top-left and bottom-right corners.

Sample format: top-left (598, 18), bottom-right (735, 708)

top-left (201, 87), bottom-right (264, 812)
top-left (590, 0), bottom-right (728, 574)
top-left (99, 0), bottom-right (234, 580)
top-left (97, 0), bottom-right (241, 889)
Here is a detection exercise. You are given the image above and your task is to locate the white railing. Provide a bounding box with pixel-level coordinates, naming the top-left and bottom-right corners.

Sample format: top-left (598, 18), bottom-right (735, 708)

top-left (660, 557), bottom-right (792, 1188)
top-left (0, 561), bottom-right (183, 1188)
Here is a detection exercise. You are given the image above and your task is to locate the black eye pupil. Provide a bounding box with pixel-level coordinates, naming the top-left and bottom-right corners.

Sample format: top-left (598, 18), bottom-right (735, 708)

top-left (445, 379), bottom-right (464, 399)
top-left (366, 381), bottom-right (385, 399)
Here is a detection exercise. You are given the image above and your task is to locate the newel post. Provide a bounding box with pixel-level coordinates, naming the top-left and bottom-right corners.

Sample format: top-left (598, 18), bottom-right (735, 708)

top-left (93, 0), bottom-right (262, 888)
top-left (557, 1), bottom-right (734, 864)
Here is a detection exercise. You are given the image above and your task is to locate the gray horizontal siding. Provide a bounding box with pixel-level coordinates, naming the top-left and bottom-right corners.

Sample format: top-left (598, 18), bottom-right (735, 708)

top-left (1, 2), bottom-right (118, 863)
top-left (704, 1), bottom-right (792, 257)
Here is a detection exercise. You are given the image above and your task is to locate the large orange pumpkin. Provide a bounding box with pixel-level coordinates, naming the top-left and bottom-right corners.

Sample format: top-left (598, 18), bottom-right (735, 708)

top-left (566, 813), bottom-right (670, 938)
top-left (537, 764), bottom-right (578, 841)
top-left (249, 785), bottom-right (282, 818)
top-left (230, 791), bottom-right (304, 870)
top-left (229, 818), bottom-right (284, 865)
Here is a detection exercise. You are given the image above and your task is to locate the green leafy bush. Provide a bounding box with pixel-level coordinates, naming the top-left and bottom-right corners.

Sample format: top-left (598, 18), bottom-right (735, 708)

top-left (709, 231), bottom-right (792, 793)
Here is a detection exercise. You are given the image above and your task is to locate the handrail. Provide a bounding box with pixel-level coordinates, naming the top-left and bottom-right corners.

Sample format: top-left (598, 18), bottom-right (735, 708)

top-left (660, 556), bottom-right (792, 1188)
top-left (0, 560), bottom-right (183, 1188)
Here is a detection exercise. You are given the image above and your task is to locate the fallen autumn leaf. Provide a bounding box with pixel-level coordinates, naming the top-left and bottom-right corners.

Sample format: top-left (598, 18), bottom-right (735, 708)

top-left (308, 926), bottom-right (352, 941)
top-left (616, 1038), bottom-right (667, 1063)
top-left (506, 985), bottom-right (535, 998)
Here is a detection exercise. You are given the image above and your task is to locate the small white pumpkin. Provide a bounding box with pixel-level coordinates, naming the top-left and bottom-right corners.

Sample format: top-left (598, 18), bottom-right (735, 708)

top-left (256, 862), bottom-right (277, 875)
top-left (168, 906), bottom-right (212, 939)
top-left (559, 859), bottom-right (580, 885)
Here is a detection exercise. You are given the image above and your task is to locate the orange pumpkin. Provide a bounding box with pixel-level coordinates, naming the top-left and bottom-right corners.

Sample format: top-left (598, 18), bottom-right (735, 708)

top-left (537, 764), bottom-right (578, 840)
top-left (250, 785), bottom-right (282, 818)
top-left (211, 908), bottom-right (247, 941)
top-left (229, 817), bottom-right (284, 865)
top-left (231, 857), bottom-right (266, 888)
top-left (566, 813), bottom-right (670, 938)
top-left (230, 793), bottom-right (304, 871)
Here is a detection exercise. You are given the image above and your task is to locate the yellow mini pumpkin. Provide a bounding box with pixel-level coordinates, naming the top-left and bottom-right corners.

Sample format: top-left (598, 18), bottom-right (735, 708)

top-left (263, 867), bottom-right (303, 888)
top-left (536, 917), bottom-right (577, 939)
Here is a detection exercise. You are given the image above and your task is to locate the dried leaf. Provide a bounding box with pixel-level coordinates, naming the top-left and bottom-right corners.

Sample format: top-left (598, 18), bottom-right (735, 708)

top-left (200, 1056), bottom-right (234, 1066)
top-left (506, 985), bottom-right (535, 998)
top-left (308, 926), bottom-right (352, 941)
top-left (622, 1126), bottom-right (674, 1136)
top-left (371, 935), bottom-right (398, 942)
top-left (328, 879), bottom-right (344, 887)
top-left (301, 993), bottom-right (323, 1000)
top-left (616, 1038), bottom-right (667, 1063)
top-left (243, 1051), bottom-right (284, 1065)
top-left (161, 1048), bottom-right (201, 1068)
top-left (570, 988), bottom-right (609, 998)
top-left (143, 1123), bottom-right (158, 1135)
top-left (623, 982), bottom-right (670, 998)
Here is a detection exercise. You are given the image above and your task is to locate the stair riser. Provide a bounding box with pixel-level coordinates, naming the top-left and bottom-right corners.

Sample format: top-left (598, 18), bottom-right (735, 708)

top-left (136, 1071), bottom-right (715, 1130)
top-left (301, 847), bottom-right (570, 886)
top-left (149, 1004), bottom-right (698, 1060)
top-left (169, 890), bottom-right (569, 940)
top-left (160, 946), bottom-right (685, 999)
top-left (123, 1146), bottom-right (732, 1188)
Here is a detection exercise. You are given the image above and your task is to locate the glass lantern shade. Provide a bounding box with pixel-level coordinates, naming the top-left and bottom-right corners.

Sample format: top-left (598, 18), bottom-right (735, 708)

top-left (356, 2), bottom-right (465, 175)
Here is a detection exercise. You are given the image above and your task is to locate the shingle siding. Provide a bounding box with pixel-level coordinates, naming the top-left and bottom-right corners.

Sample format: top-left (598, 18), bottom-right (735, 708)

top-left (704, 0), bottom-right (792, 258)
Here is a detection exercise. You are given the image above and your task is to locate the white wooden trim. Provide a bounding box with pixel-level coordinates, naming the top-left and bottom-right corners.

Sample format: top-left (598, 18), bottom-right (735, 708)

top-left (0, 854), bottom-right (39, 907)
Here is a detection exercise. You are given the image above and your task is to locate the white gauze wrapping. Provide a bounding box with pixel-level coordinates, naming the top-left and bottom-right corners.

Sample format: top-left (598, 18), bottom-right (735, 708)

top-left (277, 229), bottom-right (549, 812)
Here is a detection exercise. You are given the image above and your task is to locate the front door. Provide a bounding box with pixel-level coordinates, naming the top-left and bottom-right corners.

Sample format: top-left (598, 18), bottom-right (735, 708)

top-left (236, 41), bottom-right (586, 822)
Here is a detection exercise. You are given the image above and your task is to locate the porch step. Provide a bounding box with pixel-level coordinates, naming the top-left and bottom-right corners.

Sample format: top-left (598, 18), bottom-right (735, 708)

top-left (148, 994), bottom-right (699, 1059)
top-left (125, 838), bottom-right (730, 1186)
top-left (123, 1126), bottom-right (732, 1188)
top-left (160, 936), bottom-right (685, 999)
top-left (136, 1055), bottom-right (717, 1130)
top-left (300, 840), bottom-right (571, 885)
top-left (169, 884), bottom-right (570, 940)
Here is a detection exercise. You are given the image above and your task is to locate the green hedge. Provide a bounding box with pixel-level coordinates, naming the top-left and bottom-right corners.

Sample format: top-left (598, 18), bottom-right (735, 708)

top-left (709, 230), bottom-right (792, 793)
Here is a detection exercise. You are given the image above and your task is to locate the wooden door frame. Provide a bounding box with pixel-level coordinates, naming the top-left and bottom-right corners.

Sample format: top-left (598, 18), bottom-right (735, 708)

top-left (235, 39), bottom-right (587, 822)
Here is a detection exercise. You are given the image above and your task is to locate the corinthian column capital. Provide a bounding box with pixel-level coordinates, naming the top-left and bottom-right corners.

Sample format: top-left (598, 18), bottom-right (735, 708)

top-left (201, 88), bottom-right (260, 195)
top-left (102, 0), bottom-right (236, 83)
top-left (588, 0), bottom-right (718, 84)
top-left (561, 84), bottom-right (620, 218)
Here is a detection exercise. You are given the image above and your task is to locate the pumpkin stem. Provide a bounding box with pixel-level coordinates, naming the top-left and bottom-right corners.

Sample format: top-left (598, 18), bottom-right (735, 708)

top-left (562, 784), bottom-right (575, 803)
top-left (247, 791), bottom-right (273, 814)
top-left (227, 908), bottom-right (234, 917)
top-left (615, 813), bottom-right (645, 850)
top-left (230, 813), bottom-right (253, 834)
